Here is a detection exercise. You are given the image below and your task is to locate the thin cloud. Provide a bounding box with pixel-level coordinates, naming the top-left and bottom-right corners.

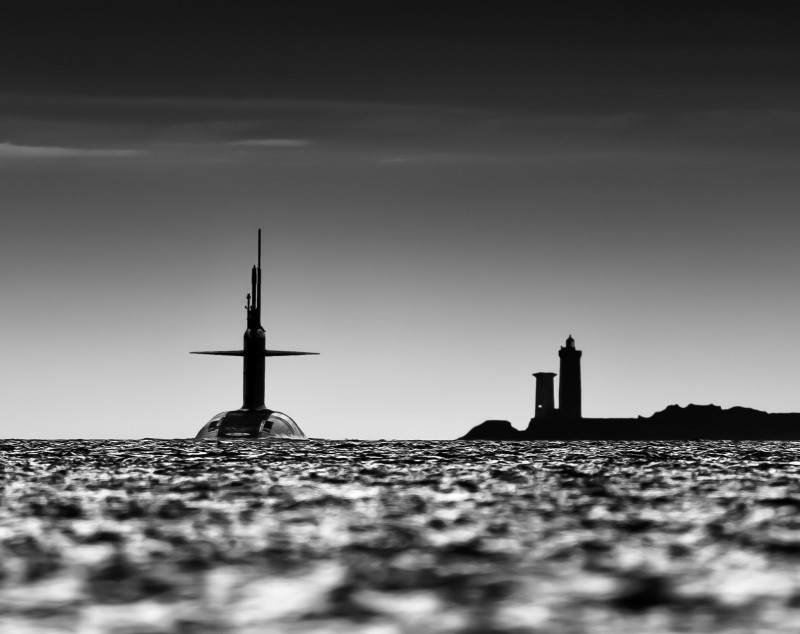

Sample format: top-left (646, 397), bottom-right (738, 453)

top-left (3, 94), bottom-right (800, 166)
top-left (229, 139), bottom-right (310, 148)
top-left (0, 142), bottom-right (145, 159)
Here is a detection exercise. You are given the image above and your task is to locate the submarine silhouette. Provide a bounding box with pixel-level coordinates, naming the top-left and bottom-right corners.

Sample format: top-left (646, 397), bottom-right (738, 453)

top-left (192, 230), bottom-right (317, 440)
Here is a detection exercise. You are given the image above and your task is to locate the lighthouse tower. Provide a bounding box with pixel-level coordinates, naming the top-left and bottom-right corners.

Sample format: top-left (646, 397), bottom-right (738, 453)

top-left (558, 335), bottom-right (582, 419)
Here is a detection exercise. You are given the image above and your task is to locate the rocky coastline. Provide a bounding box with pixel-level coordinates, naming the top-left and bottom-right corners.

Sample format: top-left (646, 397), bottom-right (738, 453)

top-left (462, 404), bottom-right (800, 440)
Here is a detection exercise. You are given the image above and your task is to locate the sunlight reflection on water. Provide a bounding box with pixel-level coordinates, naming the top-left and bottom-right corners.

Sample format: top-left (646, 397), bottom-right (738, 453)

top-left (3, 439), bottom-right (800, 632)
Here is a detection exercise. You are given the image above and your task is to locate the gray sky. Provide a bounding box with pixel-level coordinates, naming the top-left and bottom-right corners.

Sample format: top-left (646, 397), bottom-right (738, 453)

top-left (2, 1), bottom-right (800, 438)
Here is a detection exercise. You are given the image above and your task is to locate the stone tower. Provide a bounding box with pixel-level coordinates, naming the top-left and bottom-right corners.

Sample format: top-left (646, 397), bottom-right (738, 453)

top-left (533, 372), bottom-right (557, 418)
top-left (558, 335), bottom-right (582, 419)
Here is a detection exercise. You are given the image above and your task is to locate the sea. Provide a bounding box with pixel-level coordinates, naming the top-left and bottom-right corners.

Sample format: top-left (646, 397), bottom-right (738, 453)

top-left (3, 439), bottom-right (800, 633)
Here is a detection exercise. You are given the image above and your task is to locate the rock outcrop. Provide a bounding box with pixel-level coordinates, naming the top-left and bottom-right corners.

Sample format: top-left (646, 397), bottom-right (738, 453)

top-left (461, 405), bottom-right (800, 440)
top-left (460, 420), bottom-right (522, 440)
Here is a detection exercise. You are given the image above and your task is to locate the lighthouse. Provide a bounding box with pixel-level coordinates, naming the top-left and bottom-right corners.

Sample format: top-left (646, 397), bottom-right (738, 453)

top-left (558, 335), bottom-right (582, 419)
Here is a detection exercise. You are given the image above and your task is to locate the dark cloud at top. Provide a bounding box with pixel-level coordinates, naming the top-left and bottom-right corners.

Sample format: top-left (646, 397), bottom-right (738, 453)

top-left (4, 1), bottom-right (800, 112)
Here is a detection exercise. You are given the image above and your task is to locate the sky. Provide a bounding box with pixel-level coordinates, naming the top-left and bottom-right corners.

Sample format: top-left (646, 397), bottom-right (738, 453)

top-left (2, 1), bottom-right (800, 439)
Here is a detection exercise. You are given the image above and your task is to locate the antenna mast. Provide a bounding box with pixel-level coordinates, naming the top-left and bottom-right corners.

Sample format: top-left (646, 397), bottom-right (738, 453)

top-left (256, 228), bottom-right (262, 319)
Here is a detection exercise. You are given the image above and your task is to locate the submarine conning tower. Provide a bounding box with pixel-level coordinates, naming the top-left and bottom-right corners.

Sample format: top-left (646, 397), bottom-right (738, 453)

top-left (243, 235), bottom-right (266, 410)
top-left (558, 335), bottom-right (582, 419)
top-left (191, 229), bottom-right (318, 440)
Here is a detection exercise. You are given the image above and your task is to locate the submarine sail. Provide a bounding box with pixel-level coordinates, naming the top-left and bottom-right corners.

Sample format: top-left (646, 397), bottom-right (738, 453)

top-left (192, 230), bottom-right (317, 439)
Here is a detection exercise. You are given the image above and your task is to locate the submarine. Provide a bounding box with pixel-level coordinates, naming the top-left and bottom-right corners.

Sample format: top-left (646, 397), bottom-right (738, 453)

top-left (192, 230), bottom-right (317, 440)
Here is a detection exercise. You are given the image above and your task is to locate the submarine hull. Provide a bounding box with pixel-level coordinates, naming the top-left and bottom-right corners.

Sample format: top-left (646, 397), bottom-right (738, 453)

top-left (196, 409), bottom-right (307, 440)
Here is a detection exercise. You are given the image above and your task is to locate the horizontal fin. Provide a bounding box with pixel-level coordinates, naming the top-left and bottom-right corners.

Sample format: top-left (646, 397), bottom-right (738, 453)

top-left (192, 350), bottom-right (318, 357)
top-left (191, 350), bottom-right (245, 356)
top-left (265, 350), bottom-right (319, 356)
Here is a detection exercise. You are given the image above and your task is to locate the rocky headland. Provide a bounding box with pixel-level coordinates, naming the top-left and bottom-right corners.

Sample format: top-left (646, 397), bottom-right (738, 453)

top-left (462, 404), bottom-right (800, 440)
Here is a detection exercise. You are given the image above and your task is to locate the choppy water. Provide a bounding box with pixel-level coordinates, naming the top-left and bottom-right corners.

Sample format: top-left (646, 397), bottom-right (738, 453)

top-left (3, 440), bottom-right (800, 633)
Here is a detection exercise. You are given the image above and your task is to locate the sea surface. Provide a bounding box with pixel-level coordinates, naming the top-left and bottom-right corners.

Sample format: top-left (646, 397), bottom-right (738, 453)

top-left (3, 439), bottom-right (800, 633)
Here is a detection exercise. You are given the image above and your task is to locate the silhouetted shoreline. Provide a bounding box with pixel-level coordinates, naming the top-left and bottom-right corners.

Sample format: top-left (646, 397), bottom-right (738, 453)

top-left (462, 404), bottom-right (800, 440)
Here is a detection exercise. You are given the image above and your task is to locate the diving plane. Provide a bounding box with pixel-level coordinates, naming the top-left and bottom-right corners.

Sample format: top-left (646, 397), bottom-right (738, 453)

top-left (193, 230), bottom-right (316, 439)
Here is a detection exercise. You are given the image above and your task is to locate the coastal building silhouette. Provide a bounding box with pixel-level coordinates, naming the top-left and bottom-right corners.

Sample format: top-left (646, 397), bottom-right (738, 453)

top-left (533, 372), bottom-right (557, 418)
top-left (468, 334), bottom-right (800, 440)
top-left (558, 335), bottom-right (582, 419)
top-left (529, 336), bottom-right (583, 420)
